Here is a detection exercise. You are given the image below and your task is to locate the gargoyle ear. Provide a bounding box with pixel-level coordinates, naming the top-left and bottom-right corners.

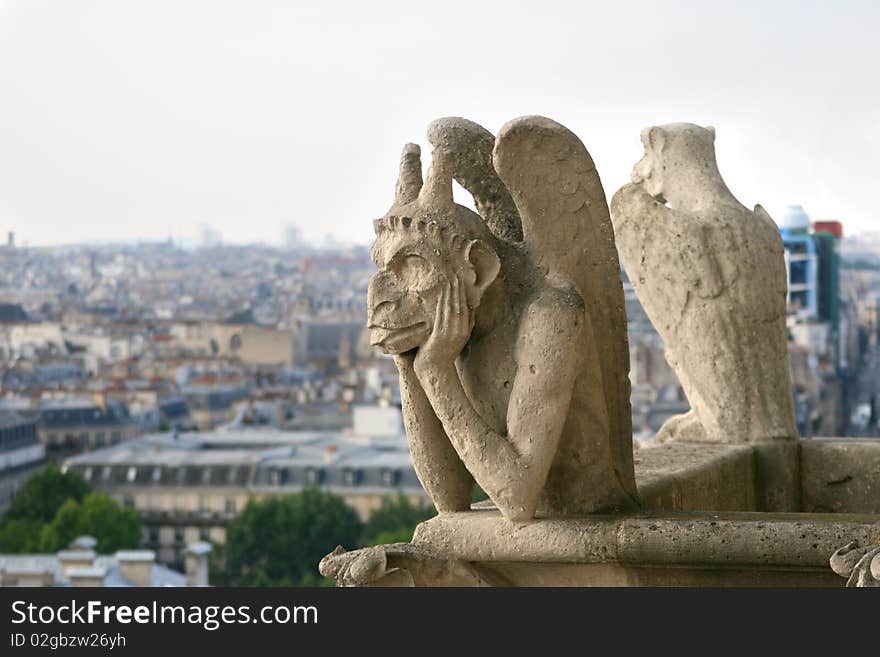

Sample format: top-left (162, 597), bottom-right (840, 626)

top-left (705, 126), bottom-right (716, 141)
top-left (641, 126), bottom-right (666, 153)
top-left (464, 239), bottom-right (500, 303)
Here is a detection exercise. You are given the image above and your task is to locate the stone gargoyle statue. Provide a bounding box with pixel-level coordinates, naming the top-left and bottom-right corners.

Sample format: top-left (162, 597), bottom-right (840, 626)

top-left (321, 115), bottom-right (640, 585)
top-left (610, 123), bottom-right (798, 444)
top-left (365, 115), bottom-right (639, 521)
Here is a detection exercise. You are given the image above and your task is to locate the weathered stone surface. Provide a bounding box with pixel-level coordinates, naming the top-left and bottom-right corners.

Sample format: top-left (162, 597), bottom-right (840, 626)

top-left (366, 116), bottom-right (637, 521)
top-left (754, 441), bottom-right (801, 512)
top-left (610, 123), bottom-right (798, 445)
top-left (413, 509), bottom-right (880, 565)
top-left (635, 442), bottom-right (757, 511)
top-left (801, 439), bottom-right (880, 514)
top-left (410, 509), bottom-right (880, 586)
top-left (829, 541), bottom-right (880, 587)
top-left (318, 542), bottom-right (507, 587)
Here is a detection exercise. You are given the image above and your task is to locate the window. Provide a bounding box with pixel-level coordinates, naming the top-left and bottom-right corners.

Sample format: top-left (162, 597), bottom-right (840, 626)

top-left (343, 468), bottom-right (361, 487)
top-left (126, 467), bottom-right (137, 482)
top-left (177, 467), bottom-right (188, 484)
top-left (95, 431), bottom-right (105, 447)
top-left (101, 466), bottom-right (112, 482)
top-left (174, 527), bottom-right (184, 543)
top-left (148, 527), bottom-right (159, 544)
top-left (381, 469), bottom-right (398, 487)
top-left (83, 467), bottom-right (93, 481)
top-left (111, 431), bottom-right (122, 444)
top-left (226, 467), bottom-right (239, 485)
top-left (199, 495), bottom-right (210, 513)
top-left (224, 497), bottom-right (236, 514)
top-left (123, 496), bottom-right (135, 509)
top-left (152, 467), bottom-right (162, 483)
top-left (199, 527), bottom-right (210, 541)
top-left (201, 467), bottom-right (212, 485)
top-left (305, 468), bottom-right (323, 485)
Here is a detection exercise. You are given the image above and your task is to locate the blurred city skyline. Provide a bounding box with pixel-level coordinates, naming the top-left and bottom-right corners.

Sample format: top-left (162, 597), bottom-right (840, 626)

top-left (1, 0), bottom-right (878, 246)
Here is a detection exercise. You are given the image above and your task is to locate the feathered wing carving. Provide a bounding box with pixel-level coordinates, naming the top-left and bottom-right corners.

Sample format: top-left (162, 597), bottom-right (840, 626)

top-left (492, 115), bottom-right (635, 493)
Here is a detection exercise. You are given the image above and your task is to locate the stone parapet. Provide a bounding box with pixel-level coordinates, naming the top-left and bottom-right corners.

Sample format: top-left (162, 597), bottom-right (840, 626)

top-left (412, 509), bottom-right (880, 586)
top-left (635, 442), bottom-right (757, 511)
top-left (800, 439), bottom-right (880, 514)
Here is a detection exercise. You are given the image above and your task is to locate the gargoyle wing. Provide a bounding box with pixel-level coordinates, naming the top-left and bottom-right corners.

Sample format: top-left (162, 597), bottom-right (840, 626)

top-left (492, 115), bottom-right (633, 461)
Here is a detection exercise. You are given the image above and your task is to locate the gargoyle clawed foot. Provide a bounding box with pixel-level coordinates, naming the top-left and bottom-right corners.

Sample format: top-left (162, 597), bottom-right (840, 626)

top-left (318, 543), bottom-right (507, 587)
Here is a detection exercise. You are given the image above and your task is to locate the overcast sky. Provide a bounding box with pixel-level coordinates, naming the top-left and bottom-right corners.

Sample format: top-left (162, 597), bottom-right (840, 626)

top-left (0, 1), bottom-right (877, 247)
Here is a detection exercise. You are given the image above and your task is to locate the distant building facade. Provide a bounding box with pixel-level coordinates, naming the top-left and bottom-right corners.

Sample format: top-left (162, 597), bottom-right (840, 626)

top-left (63, 408), bottom-right (426, 568)
top-left (0, 410), bottom-right (46, 513)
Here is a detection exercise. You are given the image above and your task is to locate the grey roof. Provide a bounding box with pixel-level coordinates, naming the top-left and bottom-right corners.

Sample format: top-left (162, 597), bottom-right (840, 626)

top-left (0, 554), bottom-right (186, 587)
top-left (64, 426), bottom-right (424, 493)
top-left (0, 303), bottom-right (28, 322)
top-left (0, 410), bottom-right (35, 431)
top-left (39, 399), bottom-right (132, 430)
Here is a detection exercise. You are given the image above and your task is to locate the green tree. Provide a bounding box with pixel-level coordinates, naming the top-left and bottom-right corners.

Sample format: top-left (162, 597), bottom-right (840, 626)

top-left (0, 465), bottom-right (91, 553)
top-left (0, 518), bottom-right (44, 553)
top-left (39, 493), bottom-right (142, 554)
top-left (223, 488), bottom-right (361, 587)
top-left (363, 494), bottom-right (435, 545)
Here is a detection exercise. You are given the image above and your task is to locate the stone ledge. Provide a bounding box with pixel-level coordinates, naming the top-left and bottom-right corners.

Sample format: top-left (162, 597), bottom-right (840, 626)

top-left (800, 438), bottom-right (880, 514)
top-left (412, 508), bottom-right (880, 569)
top-left (634, 442), bottom-right (757, 511)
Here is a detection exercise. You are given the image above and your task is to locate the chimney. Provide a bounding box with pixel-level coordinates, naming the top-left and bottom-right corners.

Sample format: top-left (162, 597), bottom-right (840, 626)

top-left (184, 542), bottom-right (212, 587)
top-left (91, 392), bottom-right (107, 412)
top-left (1, 566), bottom-right (55, 587)
top-left (70, 535), bottom-right (98, 551)
top-left (115, 550), bottom-right (156, 586)
top-left (68, 566), bottom-right (107, 587)
top-left (57, 550), bottom-right (96, 578)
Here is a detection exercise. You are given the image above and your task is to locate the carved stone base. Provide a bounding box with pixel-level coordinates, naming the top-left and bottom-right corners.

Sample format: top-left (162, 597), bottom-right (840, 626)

top-left (318, 542), bottom-right (509, 587)
top-left (398, 509), bottom-right (878, 586)
top-left (829, 542), bottom-right (880, 587)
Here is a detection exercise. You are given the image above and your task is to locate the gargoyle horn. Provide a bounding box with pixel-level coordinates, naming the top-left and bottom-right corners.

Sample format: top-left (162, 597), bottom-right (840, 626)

top-left (394, 143), bottom-right (423, 206)
top-left (418, 147), bottom-right (455, 210)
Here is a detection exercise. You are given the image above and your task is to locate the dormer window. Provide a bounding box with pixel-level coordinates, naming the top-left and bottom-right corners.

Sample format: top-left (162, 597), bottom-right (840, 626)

top-left (380, 468), bottom-right (398, 487)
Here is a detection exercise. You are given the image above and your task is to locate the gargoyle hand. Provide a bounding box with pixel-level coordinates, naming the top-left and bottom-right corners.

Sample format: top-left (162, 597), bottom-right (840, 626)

top-left (414, 275), bottom-right (472, 372)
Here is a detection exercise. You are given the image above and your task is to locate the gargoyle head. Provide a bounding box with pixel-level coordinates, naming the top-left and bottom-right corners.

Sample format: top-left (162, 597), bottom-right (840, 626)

top-left (367, 145), bottom-right (501, 355)
top-left (631, 123), bottom-right (718, 205)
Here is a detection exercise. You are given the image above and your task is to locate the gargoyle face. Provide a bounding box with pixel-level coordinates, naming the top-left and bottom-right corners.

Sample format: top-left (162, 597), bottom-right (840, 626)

top-left (631, 127), bottom-right (666, 202)
top-left (366, 143), bottom-right (502, 355)
top-left (367, 215), bottom-right (501, 355)
top-left (367, 231), bottom-right (452, 354)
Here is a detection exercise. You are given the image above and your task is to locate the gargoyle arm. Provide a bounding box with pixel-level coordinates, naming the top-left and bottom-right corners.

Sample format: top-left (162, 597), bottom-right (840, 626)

top-left (415, 292), bottom-right (582, 520)
top-left (395, 354), bottom-right (475, 512)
